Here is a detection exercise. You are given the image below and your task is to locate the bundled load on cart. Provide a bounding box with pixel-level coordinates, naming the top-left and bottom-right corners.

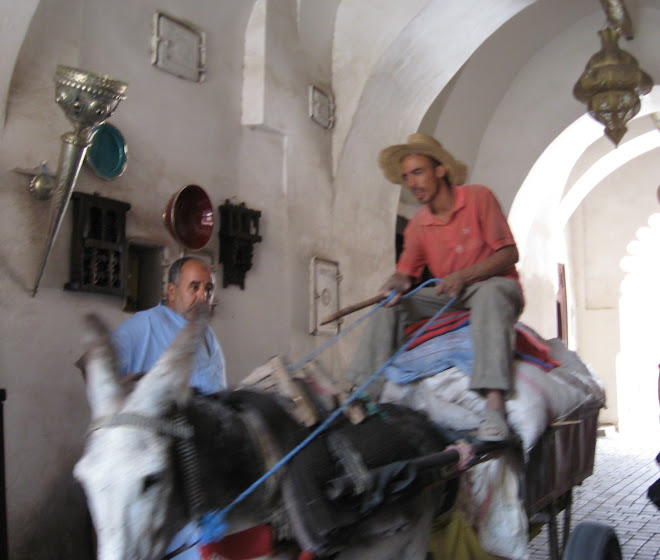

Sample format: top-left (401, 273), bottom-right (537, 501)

top-left (345, 310), bottom-right (606, 559)
top-left (237, 292), bottom-right (609, 560)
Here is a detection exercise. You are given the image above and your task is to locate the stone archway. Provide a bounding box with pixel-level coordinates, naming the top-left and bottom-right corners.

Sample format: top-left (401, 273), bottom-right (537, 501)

top-left (0, 0), bottom-right (41, 125)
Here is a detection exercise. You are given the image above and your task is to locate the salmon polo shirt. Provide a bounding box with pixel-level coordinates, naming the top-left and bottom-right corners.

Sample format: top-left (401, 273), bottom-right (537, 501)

top-left (396, 184), bottom-right (521, 287)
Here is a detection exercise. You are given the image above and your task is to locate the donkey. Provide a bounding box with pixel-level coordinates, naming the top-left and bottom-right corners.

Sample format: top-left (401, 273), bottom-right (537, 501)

top-left (74, 314), bottom-right (458, 560)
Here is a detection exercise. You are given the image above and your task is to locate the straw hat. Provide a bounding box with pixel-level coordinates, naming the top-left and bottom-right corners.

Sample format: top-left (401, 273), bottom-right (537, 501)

top-left (378, 133), bottom-right (467, 186)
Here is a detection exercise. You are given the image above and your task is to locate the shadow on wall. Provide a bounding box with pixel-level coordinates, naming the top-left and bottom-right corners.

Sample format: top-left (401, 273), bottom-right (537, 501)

top-left (0, 182), bottom-right (55, 296)
top-left (0, 250), bottom-right (33, 297)
top-left (12, 461), bottom-right (93, 560)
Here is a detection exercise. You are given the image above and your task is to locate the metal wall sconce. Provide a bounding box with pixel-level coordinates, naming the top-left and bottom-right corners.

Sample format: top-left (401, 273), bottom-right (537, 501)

top-left (218, 200), bottom-right (262, 289)
top-left (30, 65), bottom-right (128, 296)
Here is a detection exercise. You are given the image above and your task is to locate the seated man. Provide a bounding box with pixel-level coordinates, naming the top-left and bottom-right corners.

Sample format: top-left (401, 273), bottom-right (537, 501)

top-left (348, 133), bottom-right (524, 441)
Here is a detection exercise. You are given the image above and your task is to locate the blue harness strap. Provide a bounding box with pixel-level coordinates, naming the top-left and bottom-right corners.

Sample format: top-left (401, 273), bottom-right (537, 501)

top-left (198, 280), bottom-right (455, 545)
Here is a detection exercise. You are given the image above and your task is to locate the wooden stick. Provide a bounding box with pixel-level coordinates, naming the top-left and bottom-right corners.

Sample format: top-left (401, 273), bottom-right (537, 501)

top-left (320, 294), bottom-right (387, 325)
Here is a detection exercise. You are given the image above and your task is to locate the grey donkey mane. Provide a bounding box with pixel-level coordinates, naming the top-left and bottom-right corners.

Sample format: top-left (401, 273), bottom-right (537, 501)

top-left (174, 389), bottom-right (307, 509)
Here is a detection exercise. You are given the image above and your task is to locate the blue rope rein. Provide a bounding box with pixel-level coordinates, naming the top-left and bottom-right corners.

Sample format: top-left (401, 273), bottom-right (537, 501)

top-left (197, 279), bottom-right (456, 545)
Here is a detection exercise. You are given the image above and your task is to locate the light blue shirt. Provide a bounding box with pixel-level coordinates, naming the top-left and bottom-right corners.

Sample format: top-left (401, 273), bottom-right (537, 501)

top-left (113, 304), bottom-right (226, 560)
top-left (112, 303), bottom-right (227, 394)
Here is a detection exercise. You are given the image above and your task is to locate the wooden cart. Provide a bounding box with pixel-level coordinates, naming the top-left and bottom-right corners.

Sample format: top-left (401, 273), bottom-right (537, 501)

top-left (524, 402), bottom-right (620, 560)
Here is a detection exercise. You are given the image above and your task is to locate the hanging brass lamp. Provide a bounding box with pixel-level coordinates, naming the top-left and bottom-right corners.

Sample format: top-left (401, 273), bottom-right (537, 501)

top-left (573, 27), bottom-right (652, 146)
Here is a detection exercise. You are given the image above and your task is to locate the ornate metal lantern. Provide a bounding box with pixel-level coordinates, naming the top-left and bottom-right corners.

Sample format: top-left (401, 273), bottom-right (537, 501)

top-left (573, 27), bottom-right (652, 146)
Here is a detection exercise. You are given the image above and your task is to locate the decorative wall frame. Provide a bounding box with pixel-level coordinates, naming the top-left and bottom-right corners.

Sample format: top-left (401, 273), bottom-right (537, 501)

top-left (151, 11), bottom-right (206, 82)
top-left (309, 257), bottom-right (340, 335)
top-left (308, 85), bottom-right (335, 129)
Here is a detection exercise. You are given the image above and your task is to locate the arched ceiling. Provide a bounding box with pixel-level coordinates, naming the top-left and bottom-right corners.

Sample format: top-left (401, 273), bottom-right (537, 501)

top-left (331, 0), bottom-right (609, 231)
top-left (0, 0), bottom-right (40, 126)
top-left (332, 0), bottom-right (539, 181)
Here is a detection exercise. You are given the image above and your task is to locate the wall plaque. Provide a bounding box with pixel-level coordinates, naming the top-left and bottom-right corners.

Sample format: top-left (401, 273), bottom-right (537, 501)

top-left (309, 257), bottom-right (340, 335)
top-left (151, 11), bottom-right (206, 82)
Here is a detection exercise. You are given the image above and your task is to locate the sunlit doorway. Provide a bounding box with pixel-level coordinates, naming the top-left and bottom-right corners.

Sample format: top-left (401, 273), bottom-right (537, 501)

top-left (618, 213), bottom-right (660, 439)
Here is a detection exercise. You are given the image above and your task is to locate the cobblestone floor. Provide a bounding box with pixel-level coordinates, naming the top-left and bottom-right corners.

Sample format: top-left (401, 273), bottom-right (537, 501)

top-left (528, 429), bottom-right (660, 560)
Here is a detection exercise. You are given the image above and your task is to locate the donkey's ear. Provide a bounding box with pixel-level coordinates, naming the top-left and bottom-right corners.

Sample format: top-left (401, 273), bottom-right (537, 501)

top-left (122, 317), bottom-right (205, 416)
top-left (82, 314), bottom-right (123, 419)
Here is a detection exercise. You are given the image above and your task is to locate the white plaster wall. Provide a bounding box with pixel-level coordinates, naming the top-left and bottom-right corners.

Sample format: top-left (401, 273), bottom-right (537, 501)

top-left (0, 0), bottom-right (341, 556)
top-left (471, 7), bottom-right (599, 212)
top-left (332, 0), bottom-right (429, 171)
top-left (0, 1), bottom-right (98, 554)
top-left (0, 1), bottom-right (40, 125)
top-left (296, 0), bottom-right (341, 84)
top-left (570, 149), bottom-right (660, 427)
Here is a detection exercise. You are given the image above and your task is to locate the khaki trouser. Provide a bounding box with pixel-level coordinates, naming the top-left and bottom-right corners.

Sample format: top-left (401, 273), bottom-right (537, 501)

top-left (346, 276), bottom-right (524, 397)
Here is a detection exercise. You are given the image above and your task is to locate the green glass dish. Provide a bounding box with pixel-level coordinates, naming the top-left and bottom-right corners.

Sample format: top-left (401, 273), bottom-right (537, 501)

top-left (86, 122), bottom-right (127, 180)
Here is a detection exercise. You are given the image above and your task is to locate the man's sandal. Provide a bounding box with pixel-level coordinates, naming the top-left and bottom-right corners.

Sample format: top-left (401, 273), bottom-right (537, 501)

top-left (477, 409), bottom-right (510, 442)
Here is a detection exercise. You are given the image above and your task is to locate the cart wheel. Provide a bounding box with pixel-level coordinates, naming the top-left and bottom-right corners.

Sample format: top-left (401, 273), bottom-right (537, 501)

top-left (562, 521), bottom-right (621, 560)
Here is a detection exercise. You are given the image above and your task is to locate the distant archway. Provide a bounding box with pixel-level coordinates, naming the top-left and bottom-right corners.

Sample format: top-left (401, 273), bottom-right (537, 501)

top-left (618, 214), bottom-right (660, 437)
top-left (508, 88), bottom-right (660, 429)
top-left (509, 87), bottom-right (660, 336)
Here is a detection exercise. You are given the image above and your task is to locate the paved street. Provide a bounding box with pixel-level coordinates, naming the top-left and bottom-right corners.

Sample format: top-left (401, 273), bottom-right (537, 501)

top-left (528, 429), bottom-right (660, 559)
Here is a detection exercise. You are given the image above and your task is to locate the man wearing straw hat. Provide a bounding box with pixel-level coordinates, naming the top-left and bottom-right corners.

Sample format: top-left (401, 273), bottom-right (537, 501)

top-left (348, 133), bottom-right (523, 442)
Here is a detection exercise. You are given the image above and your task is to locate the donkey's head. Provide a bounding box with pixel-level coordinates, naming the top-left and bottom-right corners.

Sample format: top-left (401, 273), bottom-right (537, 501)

top-left (74, 314), bottom-right (203, 560)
